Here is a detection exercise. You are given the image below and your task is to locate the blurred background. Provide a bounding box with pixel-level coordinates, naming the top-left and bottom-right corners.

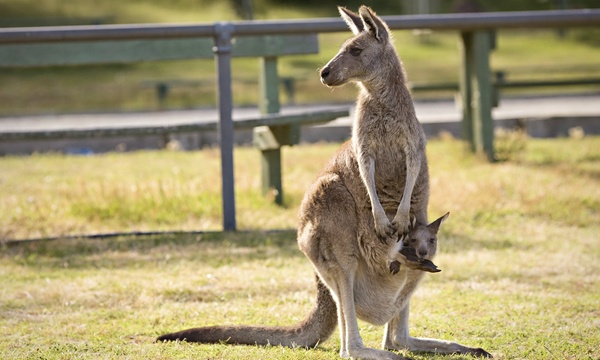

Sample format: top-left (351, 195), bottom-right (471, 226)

top-left (1, 0), bottom-right (599, 117)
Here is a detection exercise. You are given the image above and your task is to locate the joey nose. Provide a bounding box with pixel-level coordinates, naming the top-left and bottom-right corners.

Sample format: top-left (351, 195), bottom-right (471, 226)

top-left (320, 67), bottom-right (330, 80)
top-left (418, 249), bottom-right (428, 257)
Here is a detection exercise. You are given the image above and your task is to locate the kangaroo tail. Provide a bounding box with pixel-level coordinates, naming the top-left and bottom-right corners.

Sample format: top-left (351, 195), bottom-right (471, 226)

top-left (156, 274), bottom-right (337, 348)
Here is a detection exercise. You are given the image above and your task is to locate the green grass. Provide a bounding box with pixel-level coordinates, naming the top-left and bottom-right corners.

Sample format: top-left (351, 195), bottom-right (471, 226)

top-left (2, 137), bottom-right (598, 241)
top-left (1, 137), bottom-right (599, 359)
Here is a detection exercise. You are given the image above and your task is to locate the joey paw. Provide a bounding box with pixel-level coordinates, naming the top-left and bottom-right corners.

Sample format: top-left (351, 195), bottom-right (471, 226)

top-left (389, 260), bottom-right (401, 275)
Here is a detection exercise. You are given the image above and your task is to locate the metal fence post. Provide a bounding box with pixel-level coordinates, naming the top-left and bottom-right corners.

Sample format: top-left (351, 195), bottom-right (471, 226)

top-left (213, 22), bottom-right (237, 231)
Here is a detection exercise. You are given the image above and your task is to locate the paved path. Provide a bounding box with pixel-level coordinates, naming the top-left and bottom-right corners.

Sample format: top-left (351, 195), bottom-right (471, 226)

top-left (1, 93), bottom-right (598, 133)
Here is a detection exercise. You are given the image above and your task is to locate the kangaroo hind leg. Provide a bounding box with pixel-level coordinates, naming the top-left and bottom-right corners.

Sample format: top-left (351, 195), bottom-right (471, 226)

top-left (317, 266), bottom-right (407, 360)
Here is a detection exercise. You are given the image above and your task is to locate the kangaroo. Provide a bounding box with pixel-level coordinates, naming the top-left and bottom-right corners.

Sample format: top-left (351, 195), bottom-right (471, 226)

top-left (157, 6), bottom-right (491, 360)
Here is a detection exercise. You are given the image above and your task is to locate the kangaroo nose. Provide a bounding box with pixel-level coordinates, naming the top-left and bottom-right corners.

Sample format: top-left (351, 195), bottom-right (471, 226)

top-left (320, 67), bottom-right (330, 80)
top-left (418, 248), bottom-right (428, 257)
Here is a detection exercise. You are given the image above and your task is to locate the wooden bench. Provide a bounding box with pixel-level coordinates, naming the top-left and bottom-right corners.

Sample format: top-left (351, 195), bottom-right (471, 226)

top-left (0, 33), bottom-right (350, 205)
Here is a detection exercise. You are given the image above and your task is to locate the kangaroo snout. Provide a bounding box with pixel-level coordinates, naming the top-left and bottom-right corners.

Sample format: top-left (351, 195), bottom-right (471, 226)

top-left (320, 67), bottom-right (331, 82)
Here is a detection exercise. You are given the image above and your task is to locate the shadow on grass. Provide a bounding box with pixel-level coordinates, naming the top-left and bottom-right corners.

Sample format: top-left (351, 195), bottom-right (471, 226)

top-left (1, 230), bottom-right (302, 270)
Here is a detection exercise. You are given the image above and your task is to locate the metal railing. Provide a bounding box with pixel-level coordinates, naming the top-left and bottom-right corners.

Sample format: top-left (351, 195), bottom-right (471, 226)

top-left (1, 9), bottom-right (599, 43)
top-left (2, 9), bottom-right (599, 231)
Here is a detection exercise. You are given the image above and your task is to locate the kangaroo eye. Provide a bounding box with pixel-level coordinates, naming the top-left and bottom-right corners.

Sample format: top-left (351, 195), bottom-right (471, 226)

top-left (428, 238), bottom-right (435, 244)
top-left (349, 47), bottom-right (363, 56)
top-left (410, 238), bottom-right (417, 244)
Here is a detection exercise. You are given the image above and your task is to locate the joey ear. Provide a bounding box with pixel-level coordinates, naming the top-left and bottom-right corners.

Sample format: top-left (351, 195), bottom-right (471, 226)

top-left (338, 6), bottom-right (364, 35)
top-left (428, 212), bottom-right (450, 234)
top-left (358, 5), bottom-right (389, 43)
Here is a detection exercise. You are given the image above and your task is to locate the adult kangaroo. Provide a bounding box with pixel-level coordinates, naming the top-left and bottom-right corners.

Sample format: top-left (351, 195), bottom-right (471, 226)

top-left (157, 6), bottom-right (491, 360)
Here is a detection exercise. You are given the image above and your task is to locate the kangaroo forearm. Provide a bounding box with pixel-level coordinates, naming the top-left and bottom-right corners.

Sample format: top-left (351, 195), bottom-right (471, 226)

top-left (357, 151), bottom-right (384, 215)
top-left (397, 155), bottom-right (421, 215)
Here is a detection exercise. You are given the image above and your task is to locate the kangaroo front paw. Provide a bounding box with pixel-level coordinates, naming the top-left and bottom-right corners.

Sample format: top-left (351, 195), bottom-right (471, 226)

top-left (374, 214), bottom-right (396, 244)
top-left (392, 213), bottom-right (410, 239)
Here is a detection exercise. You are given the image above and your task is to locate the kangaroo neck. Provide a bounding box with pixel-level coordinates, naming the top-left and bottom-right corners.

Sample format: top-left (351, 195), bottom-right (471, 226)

top-left (357, 56), bottom-right (414, 113)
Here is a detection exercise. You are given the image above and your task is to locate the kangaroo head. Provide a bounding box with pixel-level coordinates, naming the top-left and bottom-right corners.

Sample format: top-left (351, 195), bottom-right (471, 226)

top-left (404, 212), bottom-right (449, 260)
top-left (320, 6), bottom-right (393, 87)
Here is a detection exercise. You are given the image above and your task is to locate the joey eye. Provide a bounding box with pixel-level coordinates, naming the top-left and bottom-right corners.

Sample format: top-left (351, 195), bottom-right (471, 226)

top-left (410, 238), bottom-right (417, 244)
top-left (349, 47), bottom-right (363, 56)
top-left (428, 238), bottom-right (436, 244)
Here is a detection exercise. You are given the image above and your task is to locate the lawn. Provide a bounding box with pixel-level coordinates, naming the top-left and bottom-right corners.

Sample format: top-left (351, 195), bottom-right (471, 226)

top-left (1, 137), bottom-right (599, 359)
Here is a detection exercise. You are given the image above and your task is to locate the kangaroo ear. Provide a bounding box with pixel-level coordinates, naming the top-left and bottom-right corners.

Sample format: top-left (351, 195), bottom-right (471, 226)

top-left (338, 6), bottom-right (364, 35)
top-left (358, 6), bottom-right (389, 43)
top-left (428, 212), bottom-right (450, 234)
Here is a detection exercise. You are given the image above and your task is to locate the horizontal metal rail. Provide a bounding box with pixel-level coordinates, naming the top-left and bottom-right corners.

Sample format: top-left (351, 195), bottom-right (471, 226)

top-left (1, 9), bottom-right (599, 44)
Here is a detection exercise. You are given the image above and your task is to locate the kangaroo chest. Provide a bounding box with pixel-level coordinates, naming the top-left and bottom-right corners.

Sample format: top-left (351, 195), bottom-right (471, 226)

top-left (352, 131), bottom-right (411, 212)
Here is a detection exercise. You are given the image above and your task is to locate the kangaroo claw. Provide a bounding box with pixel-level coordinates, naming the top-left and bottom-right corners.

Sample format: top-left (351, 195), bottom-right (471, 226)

top-left (377, 223), bottom-right (396, 244)
top-left (409, 215), bottom-right (417, 230)
top-left (397, 232), bottom-right (407, 243)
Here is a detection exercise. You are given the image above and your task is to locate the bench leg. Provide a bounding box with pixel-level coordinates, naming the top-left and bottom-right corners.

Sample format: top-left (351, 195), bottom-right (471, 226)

top-left (260, 148), bottom-right (283, 205)
top-left (258, 56), bottom-right (284, 205)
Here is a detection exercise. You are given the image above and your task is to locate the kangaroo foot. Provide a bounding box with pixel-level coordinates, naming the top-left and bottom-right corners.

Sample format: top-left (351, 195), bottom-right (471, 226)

top-left (347, 346), bottom-right (408, 360)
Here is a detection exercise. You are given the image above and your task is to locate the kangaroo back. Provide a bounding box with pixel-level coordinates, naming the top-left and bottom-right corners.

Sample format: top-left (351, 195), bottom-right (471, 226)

top-left (157, 275), bottom-right (337, 348)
